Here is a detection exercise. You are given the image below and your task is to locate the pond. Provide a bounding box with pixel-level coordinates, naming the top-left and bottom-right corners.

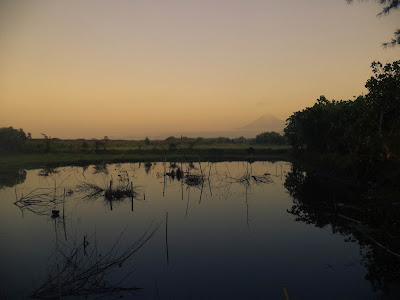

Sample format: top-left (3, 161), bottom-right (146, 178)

top-left (0, 161), bottom-right (397, 299)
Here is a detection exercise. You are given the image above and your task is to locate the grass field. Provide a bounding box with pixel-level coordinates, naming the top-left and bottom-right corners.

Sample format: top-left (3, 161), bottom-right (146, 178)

top-left (0, 145), bottom-right (292, 169)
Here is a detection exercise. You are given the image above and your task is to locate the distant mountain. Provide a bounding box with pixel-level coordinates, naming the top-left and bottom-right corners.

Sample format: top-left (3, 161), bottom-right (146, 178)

top-left (239, 114), bottom-right (285, 132)
top-left (111, 114), bottom-right (286, 140)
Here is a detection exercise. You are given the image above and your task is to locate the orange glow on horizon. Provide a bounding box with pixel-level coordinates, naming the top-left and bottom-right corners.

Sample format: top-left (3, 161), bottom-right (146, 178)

top-left (0, 0), bottom-right (398, 139)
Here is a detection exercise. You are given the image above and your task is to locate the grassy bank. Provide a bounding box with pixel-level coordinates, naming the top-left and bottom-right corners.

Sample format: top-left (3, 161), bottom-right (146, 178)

top-left (0, 147), bottom-right (292, 170)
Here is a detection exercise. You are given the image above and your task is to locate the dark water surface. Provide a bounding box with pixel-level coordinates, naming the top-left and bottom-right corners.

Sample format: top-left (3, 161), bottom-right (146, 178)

top-left (0, 161), bottom-right (392, 299)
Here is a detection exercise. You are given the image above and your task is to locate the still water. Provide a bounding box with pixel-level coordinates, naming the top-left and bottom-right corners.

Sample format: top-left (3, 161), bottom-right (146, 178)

top-left (0, 161), bottom-right (389, 299)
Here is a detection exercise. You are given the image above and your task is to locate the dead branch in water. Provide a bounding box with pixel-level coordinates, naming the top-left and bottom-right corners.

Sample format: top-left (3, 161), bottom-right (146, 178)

top-left (31, 224), bottom-right (160, 299)
top-left (215, 162), bottom-right (272, 188)
top-left (14, 188), bottom-right (64, 216)
top-left (184, 174), bottom-right (205, 187)
top-left (77, 181), bottom-right (140, 201)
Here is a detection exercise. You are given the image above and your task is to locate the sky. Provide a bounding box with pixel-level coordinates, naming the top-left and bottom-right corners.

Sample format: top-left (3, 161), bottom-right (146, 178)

top-left (0, 0), bottom-right (398, 139)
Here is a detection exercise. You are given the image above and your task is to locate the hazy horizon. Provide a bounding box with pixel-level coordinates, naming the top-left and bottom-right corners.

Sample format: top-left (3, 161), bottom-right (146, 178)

top-left (1, 0), bottom-right (399, 139)
top-left (19, 113), bottom-right (286, 140)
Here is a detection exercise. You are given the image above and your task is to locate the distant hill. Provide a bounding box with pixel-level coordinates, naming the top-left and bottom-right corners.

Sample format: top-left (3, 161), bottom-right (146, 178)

top-left (239, 114), bottom-right (285, 132)
top-left (112, 114), bottom-right (286, 140)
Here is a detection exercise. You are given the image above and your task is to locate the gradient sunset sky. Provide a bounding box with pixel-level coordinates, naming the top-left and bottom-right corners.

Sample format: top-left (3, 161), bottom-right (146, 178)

top-left (0, 0), bottom-right (398, 139)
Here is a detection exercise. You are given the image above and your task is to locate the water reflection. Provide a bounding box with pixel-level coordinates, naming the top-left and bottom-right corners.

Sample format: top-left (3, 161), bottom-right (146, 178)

top-left (93, 163), bottom-right (109, 175)
top-left (32, 225), bottom-right (159, 299)
top-left (1, 161), bottom-right (396, 299)
top-left (38, 167), bottom-right (59, 177)
top-left (284, 163), bottom-right (400, 295)
top-left (14, 187), bottom-right (64, 216)
top-left (0, 168), bottom-right (26, 188)
top-left (11, 165), bottom-right (160, 299)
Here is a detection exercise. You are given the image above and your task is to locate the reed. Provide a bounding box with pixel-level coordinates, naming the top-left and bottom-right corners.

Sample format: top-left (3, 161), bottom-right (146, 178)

top-left (31, 225), bottom-right (160, 299)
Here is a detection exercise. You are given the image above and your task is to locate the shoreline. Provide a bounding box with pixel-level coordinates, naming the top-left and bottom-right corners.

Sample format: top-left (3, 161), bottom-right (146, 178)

top-left (0, 148), bottom-right (292, 170)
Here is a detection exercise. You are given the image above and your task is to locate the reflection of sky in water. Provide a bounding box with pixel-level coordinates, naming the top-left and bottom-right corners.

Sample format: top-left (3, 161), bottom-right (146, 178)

top-left (0, 161), bottom-right (377, 299)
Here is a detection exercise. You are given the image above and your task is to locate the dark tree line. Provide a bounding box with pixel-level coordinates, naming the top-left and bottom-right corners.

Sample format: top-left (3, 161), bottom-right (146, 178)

top-left (254, 131), bottom-right (286, 145)
top-left (284, 60), bottom-right (400, 159)
top-left (0, 127), bottom-right (28, 151)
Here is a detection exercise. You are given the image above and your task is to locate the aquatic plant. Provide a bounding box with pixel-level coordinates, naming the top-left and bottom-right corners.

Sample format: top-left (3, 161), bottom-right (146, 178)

top-left (184, 174), bottom-right (204, 187)
top-left (78, 180), bottom-right (140, 201)
top-left (14, 188), bottom-right (64, 216)
top-left (31, 225), bottom-right (160, 299)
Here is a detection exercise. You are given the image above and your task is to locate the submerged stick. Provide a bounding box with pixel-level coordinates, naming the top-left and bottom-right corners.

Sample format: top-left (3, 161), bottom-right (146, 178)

top-left (199, 160), bottom-right (203, 177)
top-left (185, 188), bottom-right (190, 219)
top-left (57, 264), bottom-right (62, 300)
top-left (337, 214), bottom-right (362, 224)
top-left (283, 286), bottom-right (289, 300)
top-left (166, 212), bottom-right (169, 265)
top-left (32, 224), bottom-right (160, 299)
top-left (63, 188), bottom-right (67, 241)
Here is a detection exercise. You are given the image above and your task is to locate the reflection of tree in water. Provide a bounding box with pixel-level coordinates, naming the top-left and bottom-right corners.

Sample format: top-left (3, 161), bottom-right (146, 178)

top-left (0, 168), bottom-right (27, 189)
top-left (144, 162), bottom-right (152, 174)
top-left (38, 168), bottom-right (59, 177)
top-left (93, 163), bottom-right (109, 175)
top-left (284, 164), bottom-right (400, 293)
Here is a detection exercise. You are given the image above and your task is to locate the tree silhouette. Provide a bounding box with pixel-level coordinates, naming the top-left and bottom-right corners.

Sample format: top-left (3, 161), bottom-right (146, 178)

top-left (365, 60), bottom-right (400, 158)
top-left (346, 0), bottom-right (400, 47)
top-left (41, 133), bottom-right (52, 152)
top-left (101, 136), bottom-right (109, 150)
top-left (0, 127), bottom-right (28, 151)
top-left (284, 60), bottom-right (399, 158)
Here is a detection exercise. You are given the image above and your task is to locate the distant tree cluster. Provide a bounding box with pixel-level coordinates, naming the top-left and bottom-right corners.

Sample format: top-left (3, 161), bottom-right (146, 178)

top-left (161, 136), bottom-right (234, 147)
top-left (0, 127), bottom-right (28, 151)
top-left (255, 132), bottom-right (286, 145)
top-left (231, 136), bottom-right (248, 144)
top-left (41, 133), bottom-right (52, 152)
top-left (284, 60), bottom-right (400, 158)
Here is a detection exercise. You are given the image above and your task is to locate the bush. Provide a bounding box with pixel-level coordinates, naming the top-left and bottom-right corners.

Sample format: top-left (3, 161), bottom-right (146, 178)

top-left (0, 127), bottom-right (28, 152)
top-left (255, 132), bottom-right (286, 145)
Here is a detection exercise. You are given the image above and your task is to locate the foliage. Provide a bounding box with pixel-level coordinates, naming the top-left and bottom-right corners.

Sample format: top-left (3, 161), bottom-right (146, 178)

top-left (0, 127), bottom-right (28, 152)
top-left (0, 127), bottom-right (290, 158)
top-left (41, 133), bottom-right (53, 152)
top-left (215, 137), bottom-right (231, 144)
top-left (232, 136), bottom-right (248, 144)
top-left (82, 141), bottom-right (89, 151)
top-left (102, 136), bottom-right (109, 150)
top-left (255, 131), bottom-right (286, 145)
top-left (284, 60), bottom-right (400, 159)
top-left (285, 96), bottom-right (377, 154)
top-left (365, 61), bottom-right (400, 135)
top-left (366, 60), bottom-right (400, 158)
top-left (165, 136), bottom-right (176, 143)
top-left (346, 0), bottom-right (400, 47)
